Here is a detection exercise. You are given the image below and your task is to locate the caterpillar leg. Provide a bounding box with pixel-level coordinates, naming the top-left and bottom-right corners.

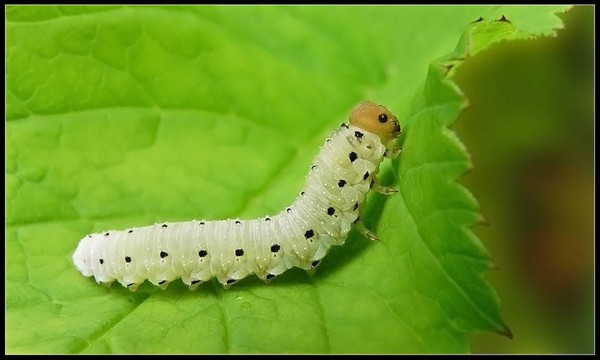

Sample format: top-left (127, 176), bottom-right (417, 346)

top-left (354, 218), bottom-right (379, 241)
top-left (371, 181), bottom-right (399, 196)
top-left (259, 273), bottom-right (278, 284)
top-left (385, 146), bottom-right (402, 159)
top-left (188, 280), bottom-right (204, 291)
top-left (306, 259), bottom-right (322, 276)
top-left (126, 282), bottom-right (141, 292)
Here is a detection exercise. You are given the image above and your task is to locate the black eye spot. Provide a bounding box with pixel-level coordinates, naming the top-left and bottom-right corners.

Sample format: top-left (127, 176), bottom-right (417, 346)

top-left (338, 179), bottom-right (346, 187)
top-left (378, 113), bottom-right (388, 123)
top-left (327, 207), bottom-right (335, 215)
top-left (363, 171), bottom-right (369, 180)
top-left (349, 152), bottom-right (358, 163)
top-left (198, 250), bottom-right (208, 257)
top-left (161, 224), bottom-right (167, 228)
top-left (125, 256), bottom-right (132, 263)
top-left (271, 244), bottom-right (280, 253)
top-left (235, 249), bottom-right (244, 256)
top-left (354, 131), bottom-right (364, 138)
top-left (99, 259), bottom-right (104, 265)
top-left (304, 229), bottom-right (314, 239)
top-left (160, 251), bottom-right (169, 258)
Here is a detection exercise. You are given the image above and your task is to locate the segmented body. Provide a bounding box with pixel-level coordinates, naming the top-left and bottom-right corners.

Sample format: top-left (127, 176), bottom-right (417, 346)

top-left (73, 102), bottom-right (401, 291)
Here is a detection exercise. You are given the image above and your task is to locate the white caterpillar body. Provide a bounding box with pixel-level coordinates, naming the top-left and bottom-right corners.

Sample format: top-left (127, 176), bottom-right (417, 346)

top-left (73, 102), bottom-right (402, 291)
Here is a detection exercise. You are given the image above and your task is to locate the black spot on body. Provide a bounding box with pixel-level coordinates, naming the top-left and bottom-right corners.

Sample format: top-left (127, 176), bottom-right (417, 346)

top-left (354, 131), bottom-right (364, 138)
top-left (327, 207), bottom-right (335, 215)
top-left (301, 191), bottom-right (305, 196)
top-left (128, 229), bottom-right (133, 234)
top-left (99, 259), bottom-right (104, 265)
top-left (271, 244), bottom-right (280, 253)
top-left (160, 251), bottom-right (169, 258)
top-left (199, 221), bottom-right (205, 226)
top-left (235, 220), bottom-right (241, 224)
top-left (104, 232), bottom-right (110, 236)
top-left (311, 164), bottom-right (317, 170)
top-left (235, 249), bottom-right (244, 256)
top-left (338, 179), bottom-right (347, 187)
top-left (161, 224), bottom-right (167, 228)
top-left (304, 229), bottom-right (314, 239)
top-left (340, 122), bottom-right (349, 129)
top-left (265, 217), bottom-right (271, 222)
top-left (198, 250), bottom-right (208, 257)
top-left (125, 256), bottom-right (132, 263)
top-left (286, 208), bottom-right (292, 213)
top-left (363, 171), bottom-right (369, 180)
top-left (349, 152), bottom-right (358, 163)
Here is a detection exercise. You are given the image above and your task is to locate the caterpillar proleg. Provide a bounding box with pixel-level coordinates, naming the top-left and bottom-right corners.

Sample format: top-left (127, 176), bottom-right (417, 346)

top-left (73, 102), bottom-right (402, 291)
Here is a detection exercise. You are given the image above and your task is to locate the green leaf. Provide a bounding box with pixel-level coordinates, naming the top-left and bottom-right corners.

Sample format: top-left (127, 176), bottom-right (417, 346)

top-left (5, 5), bottom-right (569, 354)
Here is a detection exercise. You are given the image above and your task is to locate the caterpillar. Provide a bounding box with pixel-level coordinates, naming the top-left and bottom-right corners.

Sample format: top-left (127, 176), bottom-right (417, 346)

top-left (73, 102), bottom-right (402, 291)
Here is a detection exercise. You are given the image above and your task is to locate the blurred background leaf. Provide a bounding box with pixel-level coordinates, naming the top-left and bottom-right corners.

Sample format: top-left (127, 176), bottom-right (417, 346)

top-left (452, 5), bottom-right (594, 354)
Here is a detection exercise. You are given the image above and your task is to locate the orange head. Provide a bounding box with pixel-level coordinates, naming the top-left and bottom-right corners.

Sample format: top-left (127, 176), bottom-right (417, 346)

top-left (349, 101), bottom-right (401, 143)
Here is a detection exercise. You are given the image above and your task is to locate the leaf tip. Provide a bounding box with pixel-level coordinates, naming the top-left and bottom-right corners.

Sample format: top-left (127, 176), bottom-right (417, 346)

top-left (497, 323), bottom-right (514, 340)
top-left (495, 15), bottom-right (512, 24)
top-left (476, 214), bottom-right (490, 227)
